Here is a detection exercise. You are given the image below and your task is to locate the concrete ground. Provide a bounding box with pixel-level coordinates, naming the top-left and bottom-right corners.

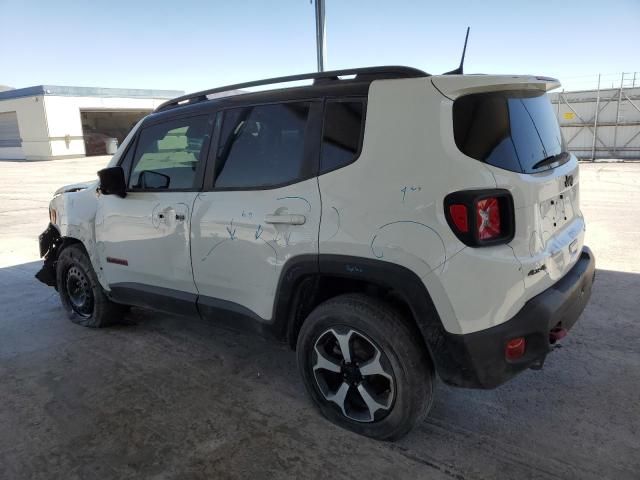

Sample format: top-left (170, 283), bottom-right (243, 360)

top-left (0, 157), bottom-right (638, 479)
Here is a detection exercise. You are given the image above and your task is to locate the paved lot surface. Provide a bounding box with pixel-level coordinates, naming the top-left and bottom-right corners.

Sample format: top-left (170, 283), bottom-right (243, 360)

top-left (0, 158), bottom-right (639, 479)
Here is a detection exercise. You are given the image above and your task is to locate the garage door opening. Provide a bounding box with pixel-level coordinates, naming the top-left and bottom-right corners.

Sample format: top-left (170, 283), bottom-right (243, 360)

top-left (81, 110), bottom-right (151, 156)
top-left (0, 111), bottom-right (24, 160)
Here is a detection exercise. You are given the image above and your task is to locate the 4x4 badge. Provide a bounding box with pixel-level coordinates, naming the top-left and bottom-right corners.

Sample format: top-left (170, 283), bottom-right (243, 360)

top-left (527, 264), bottom-right (547, 276)
top-left (564, 175), bottom-right (574, 188)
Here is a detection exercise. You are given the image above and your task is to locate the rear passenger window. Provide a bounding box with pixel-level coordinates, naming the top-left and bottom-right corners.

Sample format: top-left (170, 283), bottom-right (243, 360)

top-left (214, 102), bottom-right (311, 189)
top-left (129, 115), bottom-right (211, 190)
top-left (320, 100), bottom-right (365, 173)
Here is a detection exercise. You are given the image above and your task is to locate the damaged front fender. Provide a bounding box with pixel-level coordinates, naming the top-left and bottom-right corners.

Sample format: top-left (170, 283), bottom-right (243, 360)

top-left (35, 224), bottom-right (62, 287)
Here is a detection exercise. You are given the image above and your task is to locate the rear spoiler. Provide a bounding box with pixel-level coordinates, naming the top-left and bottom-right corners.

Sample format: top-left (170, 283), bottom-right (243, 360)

top-left (431, 75), bottom-right (561, 100)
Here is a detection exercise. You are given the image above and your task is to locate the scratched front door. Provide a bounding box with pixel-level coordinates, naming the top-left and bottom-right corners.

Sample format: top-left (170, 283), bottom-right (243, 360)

top-left (190, 178), bottom-right (320, 320)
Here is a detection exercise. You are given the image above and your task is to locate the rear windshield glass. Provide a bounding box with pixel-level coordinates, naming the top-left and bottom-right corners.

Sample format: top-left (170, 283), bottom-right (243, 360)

top-left (453, 90), bottom-right (566, 173)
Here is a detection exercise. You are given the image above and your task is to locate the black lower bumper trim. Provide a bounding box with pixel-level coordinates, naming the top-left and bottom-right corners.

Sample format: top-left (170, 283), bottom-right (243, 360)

top-left (436, 246), bottom-right (596, 389)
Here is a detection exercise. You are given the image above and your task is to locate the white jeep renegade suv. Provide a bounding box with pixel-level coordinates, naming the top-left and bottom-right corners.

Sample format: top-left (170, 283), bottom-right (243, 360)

top-left (36, 66), bottom-right (595, 440)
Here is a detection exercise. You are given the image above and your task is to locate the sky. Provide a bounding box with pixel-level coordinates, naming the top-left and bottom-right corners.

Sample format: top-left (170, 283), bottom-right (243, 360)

top-left (0, 0), bottom-right (638, 93)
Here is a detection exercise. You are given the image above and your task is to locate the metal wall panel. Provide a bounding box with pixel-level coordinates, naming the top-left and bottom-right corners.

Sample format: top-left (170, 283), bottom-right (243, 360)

top-left (550, 84), bottom-right (640, 160)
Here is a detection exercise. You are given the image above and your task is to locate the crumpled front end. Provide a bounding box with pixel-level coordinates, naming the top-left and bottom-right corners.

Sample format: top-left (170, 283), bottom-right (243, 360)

top-left (35, 223), bottom-right (62, 287)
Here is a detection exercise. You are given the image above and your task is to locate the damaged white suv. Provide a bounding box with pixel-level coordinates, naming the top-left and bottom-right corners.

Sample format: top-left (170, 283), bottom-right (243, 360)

top-left (37, 66), bottom-right (595, 440)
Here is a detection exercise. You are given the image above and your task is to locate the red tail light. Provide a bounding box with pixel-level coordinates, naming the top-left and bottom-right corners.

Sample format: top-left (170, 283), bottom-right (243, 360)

top-left (505, 337), bottom-right (526, 360)
top-left (444, 189), bottom-right (514, 247)
top-left (448, 204), bottom-right (469, 233)
top-left (476, 197), bottom-right (501, 240)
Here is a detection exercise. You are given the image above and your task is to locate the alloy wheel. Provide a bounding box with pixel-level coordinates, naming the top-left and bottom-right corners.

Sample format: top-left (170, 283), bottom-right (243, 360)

top-left (312, 327), bottom-right (395, 422)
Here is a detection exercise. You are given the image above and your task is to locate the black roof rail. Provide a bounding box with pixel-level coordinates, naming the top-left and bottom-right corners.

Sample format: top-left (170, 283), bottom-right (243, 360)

top-left (155, 66), bottom-right (429, 112)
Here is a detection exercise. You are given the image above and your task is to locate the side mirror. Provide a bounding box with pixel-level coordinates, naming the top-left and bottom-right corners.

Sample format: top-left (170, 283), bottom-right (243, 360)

top-left (138, 170), bottom-right (170, 189)
top-left (97, 166), bottom-right (127, 198)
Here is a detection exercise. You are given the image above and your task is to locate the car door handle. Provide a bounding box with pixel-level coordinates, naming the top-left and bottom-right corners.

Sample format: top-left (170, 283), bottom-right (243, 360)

top-left (264, 214), bottom-right (306, 225)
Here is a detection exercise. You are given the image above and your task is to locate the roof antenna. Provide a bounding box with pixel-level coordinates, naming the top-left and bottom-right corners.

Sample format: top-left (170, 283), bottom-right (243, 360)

top-left (444, 27), bottom-right (470, 75)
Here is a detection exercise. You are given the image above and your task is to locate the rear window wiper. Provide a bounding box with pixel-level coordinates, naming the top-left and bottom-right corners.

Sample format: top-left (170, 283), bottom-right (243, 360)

top-left (531, 152), bottom-right (569, 170)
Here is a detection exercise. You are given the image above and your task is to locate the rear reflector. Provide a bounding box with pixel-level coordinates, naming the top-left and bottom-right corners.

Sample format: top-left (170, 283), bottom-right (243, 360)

top-left (505, 337), bottom-right (526, 360)
top-left (448, 204), bottom-right (469, 233)
top-left (475, 197), bottom-right (501, 241)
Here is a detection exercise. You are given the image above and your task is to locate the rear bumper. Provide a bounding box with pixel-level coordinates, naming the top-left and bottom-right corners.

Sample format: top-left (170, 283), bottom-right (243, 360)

top-left (435, 246), bottom-right (595, 389)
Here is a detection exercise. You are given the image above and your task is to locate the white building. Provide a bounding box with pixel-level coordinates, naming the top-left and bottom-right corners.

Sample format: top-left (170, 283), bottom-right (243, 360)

top-left (0, 85), bottom-right (182, 161)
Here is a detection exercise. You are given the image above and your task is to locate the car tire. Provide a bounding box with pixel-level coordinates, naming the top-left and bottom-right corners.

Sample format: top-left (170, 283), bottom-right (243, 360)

top-left (56, 244), bottom-right (124, 327)
top-left (297, 293), bottom-right (434, 440)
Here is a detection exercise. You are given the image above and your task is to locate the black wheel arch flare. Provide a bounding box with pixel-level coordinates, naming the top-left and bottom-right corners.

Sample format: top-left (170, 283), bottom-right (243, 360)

top-left (273, 254), bottom-right (477, 387)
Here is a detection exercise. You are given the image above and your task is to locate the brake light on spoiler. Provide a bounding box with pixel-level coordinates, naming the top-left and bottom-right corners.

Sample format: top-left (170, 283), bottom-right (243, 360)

top-left (444, 189), bottom-right (515, 247)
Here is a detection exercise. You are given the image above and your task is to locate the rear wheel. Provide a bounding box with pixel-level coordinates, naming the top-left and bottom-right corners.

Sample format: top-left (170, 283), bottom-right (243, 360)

top-left (56, 244), bottom-right (124, 327)
top-left (297, 293), bottom-right (434, 440)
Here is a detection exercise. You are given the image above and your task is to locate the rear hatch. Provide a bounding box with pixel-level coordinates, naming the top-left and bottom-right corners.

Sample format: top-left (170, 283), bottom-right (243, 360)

top-left (435, 75), bottom-right (586, 300)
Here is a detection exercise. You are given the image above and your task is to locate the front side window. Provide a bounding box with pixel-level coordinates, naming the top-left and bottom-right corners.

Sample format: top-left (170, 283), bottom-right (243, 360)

top-left (129, 115), bottom-right (211, 190)
top-left (214, 102), bottom-right (311, 189)
top-left (453, 90), bottom-right (567, 173)
top-left (320, 100), bottom-right (365, 173)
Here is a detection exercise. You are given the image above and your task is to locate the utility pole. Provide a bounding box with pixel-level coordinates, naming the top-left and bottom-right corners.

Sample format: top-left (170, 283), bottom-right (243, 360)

top-left (314, 0), bottom-right (326, 72)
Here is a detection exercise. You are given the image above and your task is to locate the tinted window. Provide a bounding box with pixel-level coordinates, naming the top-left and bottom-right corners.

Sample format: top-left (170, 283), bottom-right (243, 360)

top-left (320, 100), bottom-right (365, 173)
top-left (214, 103), bottom-right (311, 189)
top-left (129, 115), bottom-right (211, 190)
top-left (453, 91), bottom-right (566, 173)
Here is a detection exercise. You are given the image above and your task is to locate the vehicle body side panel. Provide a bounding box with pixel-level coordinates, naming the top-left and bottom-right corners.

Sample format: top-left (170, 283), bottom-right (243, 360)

top-left (49, 182), bottom-right (111, 289)
top-left (318, 77), bottom-right (525, 335)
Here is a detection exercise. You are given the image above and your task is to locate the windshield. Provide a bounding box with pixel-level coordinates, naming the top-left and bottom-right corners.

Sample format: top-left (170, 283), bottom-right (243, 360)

top-left (453, 90), bottom-right (567, 173)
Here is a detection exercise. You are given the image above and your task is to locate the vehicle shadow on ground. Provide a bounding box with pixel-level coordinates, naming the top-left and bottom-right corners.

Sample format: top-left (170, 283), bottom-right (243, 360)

top-left (1, 261), bottom-right (638, 480)
top-left (0, 261), bottom-right (450, 479)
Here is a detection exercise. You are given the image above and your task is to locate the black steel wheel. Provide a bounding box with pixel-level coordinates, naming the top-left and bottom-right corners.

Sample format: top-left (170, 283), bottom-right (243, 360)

top-left (56, 244), bottom-right (124, 328)
top-left (64, 265), bottom-right (94, 317)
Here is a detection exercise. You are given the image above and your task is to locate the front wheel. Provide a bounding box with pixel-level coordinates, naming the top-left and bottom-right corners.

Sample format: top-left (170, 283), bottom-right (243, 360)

top-left (296, 293), bottom-right (435, 440)
top-left (56, 244), bottom-right (124, 327)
